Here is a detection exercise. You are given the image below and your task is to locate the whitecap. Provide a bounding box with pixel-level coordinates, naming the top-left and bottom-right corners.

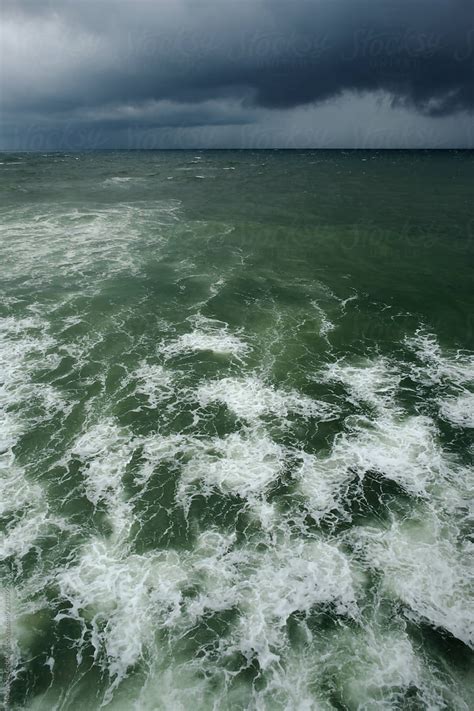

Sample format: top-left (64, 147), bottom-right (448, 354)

top-left (323, 357), bottom-right (401, 409)
top-left (55, 538), bottom-right (189, 704)
top-left (197, 375), bottom-right (337, 424)
top-left (160, 315), bottom-right (249, 359)
top-left (439, 391), bottom-right (474, 428)
top-left (69, 420), bottom-right (136, 539)
top-left (177, 431), bottom-right (286, 504)
top-left (298, 412), bottom-right (445, 519)
top-left (128, 362), bottom-right (174, 408)
top-left (407, 330), bottom-right (474, 387)
top-left (354, 513), bottom-right (474, 649)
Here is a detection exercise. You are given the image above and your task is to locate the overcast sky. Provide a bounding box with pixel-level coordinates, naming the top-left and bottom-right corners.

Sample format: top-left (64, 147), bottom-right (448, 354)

top-left (1, 0), bottom-right (473, 149)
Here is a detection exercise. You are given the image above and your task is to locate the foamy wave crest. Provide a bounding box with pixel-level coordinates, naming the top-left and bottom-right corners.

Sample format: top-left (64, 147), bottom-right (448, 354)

top-left (55, 538), bottom-right (189, 704)
top-left (160, 315), bottom-right (249, 359)
top-left (0, 505), bottom-right (73, 562)
top-left (177, 431), bottom-right (285, 504)
top-left (83, 530), bottom-right (360, 707)
top-left (324, 625), bottom-right (461, 710)
top-left (439, 391), bottom-right (474, 428)
top-left (0, 316), bottom-right (73, 562)
top-left (127, 361), bottom-right (174, 408)
top-left (354, 512), bottom-right (474, 649)
top-left (300, 355), bottom-right (459, 519)
top-left (323, 357), bottom-right (400, 409)
top-left (406, 331), bottom-right (474, 430)
top-left (197, 375), bottom-right (338, 424)
top-left (229, 537), bottom-right (358, 670)
top-left (0, 201), bottom-right (182, 289)
top-left (69, 420), bottom-right (136, 540)
top-left (0, 461), bottom-right (42, 520)
top-left (102, 177), bottom-right (147, 187)
top-left (0, 316), bottom-right (64, 442)
top-left (407, 330), bottom-right (474, 387)
top-left (299, 411), bottom-right (445, 519)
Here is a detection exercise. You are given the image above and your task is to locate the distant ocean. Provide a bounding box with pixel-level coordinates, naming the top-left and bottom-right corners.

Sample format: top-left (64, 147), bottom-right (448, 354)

top-left (1, 150), bottom-right (473, 710)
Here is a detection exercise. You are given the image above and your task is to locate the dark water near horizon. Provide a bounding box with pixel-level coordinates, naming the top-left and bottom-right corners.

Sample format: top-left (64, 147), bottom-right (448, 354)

top-left (0, 150), bottom-right (473, 710)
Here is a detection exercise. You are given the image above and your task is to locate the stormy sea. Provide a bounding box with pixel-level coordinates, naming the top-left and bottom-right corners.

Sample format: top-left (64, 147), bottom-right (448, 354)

top-left (1, 150), bottom-right (473, 710)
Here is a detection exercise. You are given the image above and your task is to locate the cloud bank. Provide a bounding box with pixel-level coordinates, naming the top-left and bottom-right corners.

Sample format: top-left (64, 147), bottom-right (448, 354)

top-left (1, 0), bottom-right (473, 148)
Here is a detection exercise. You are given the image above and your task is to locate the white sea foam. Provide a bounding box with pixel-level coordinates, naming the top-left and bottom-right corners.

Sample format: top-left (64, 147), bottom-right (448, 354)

top-left (311, 301), bottom-right (336, 338)
top-left (174, 531), bottom-right (360, 697)
top-left (178, 431), bottom-right (286, 503)
top-left (129, 361), bottom-right (174, 408)
top-left (0, 317), bottom-right (59, 409)
top-left (407, 330), bottom-right (474, 387)
top-left (406, 331), bottom-right (474, 430)
top-left (70, 421), bottom-right (135, 540)
top-left (354, 513), bottom-right (474, 649)
top-left (82, 530), bottom-right (360, 707)
top-left (53, 531), bottom-right (235, 704)
top-left (102, 177), bottom-right (146, 187)
top-left (300, 356), bottom-right (456, 518)
top-left (0, 461), bottom-right (42, 519)
top-left (339, 291), bottom-right (359, 313)
top-left (0, 410), bottom-right (24, 458)
top-left (135, 433), bottom-right (194, 486)
top-left (160, 315), bottom-right (249, 359)
top-left (323, 357), bottom-right (400, 409)
top-left (197, 375), bottom-right (338, 424)
top-left (342, 630), bottom-right (421, 706)
top-left (47, 347), bottom-right (471, 706)
top-left (0, 507), bottom-right (72, 562)
top-left (299, 412), bottom-right (445, 519)
top-left (333, 626), bottom-right (455, 710)
top-left (54, 531), bottom-right (242, 706)
top-left (439, 391), bottom-right (474, 428)
top-left (55, 538), bottom-right (189, 703)
top-left (296, 450), bottom-right (349, 519)
top-left (0, 446), bottom-right (74, 563)
top-left (0, 315), bottom-right (73, 562)
top-left (230, 537), bottom-right (359, 670)
top-left (0, 201), bottom-right (182, 290)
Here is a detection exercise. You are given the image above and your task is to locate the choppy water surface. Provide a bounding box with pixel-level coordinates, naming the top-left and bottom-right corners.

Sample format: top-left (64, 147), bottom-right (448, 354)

top-left (0, 150), bottom-right (473, 710)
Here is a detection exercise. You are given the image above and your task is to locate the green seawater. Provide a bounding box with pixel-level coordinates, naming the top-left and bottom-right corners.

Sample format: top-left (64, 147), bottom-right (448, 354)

top-left (0, 150), bottom-right (473, 710)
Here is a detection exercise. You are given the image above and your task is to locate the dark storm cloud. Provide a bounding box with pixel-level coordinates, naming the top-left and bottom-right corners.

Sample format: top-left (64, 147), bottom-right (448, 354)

top-left (1, 0), bottom-right (473, 148)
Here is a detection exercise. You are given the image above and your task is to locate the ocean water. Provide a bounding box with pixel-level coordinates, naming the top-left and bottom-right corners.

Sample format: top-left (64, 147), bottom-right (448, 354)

top-left (0, 150), bottom-right (473, 710)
